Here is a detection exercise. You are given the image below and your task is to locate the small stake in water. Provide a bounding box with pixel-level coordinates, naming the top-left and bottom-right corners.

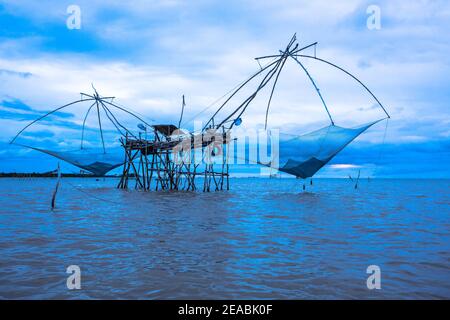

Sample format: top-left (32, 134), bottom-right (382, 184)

top-left (354, 169), bottom-right (361, 189)
top-left (51, 163), bottom-right (61, 210)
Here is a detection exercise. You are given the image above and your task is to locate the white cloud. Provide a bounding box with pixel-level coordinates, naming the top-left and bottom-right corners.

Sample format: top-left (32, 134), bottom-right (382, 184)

top-left (329, 164), bottom-right (361, 169)
top-left (0, 0), bottom-right (449, 147)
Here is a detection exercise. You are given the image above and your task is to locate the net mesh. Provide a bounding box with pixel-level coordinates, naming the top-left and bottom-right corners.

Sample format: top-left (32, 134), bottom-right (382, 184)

top-left (18, 120), bottom-right (380, 178)
top-left (24, 146), bottom-right (124, 176)
top-left (274, 120), bottom-right (380, 178)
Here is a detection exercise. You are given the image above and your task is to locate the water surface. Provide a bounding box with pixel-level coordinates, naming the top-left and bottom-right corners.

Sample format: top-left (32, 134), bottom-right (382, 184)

top-left (0, 178), bottom-right (448, 299)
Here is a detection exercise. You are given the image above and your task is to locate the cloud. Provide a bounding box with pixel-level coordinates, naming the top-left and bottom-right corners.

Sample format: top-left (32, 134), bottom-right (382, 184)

top-left (0, 1), bottom-right (449, 176)
top-left (329, 164), bottom-right (361, 169)
top-left (0, 69), bottom-right (32, 78)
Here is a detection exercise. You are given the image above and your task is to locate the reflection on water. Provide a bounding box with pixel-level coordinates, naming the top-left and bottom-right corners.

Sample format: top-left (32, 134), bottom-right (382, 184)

top-left (0, 177), bottom-right (449, 299)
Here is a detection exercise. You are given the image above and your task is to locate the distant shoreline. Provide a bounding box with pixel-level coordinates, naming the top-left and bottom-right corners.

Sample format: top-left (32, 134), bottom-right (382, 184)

top-left (0, 173), bottom-right (447, 179)
top-left (0, 173), bottom-right (119, 178)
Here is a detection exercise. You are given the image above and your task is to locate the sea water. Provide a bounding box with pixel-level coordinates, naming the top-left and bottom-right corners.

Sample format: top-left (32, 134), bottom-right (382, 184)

top-left (0, 177), bottom-right (448, 299)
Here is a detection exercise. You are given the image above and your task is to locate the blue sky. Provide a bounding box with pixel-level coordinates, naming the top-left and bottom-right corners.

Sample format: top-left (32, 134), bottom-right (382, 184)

top-left (0, 0), bottom-right (449, 177)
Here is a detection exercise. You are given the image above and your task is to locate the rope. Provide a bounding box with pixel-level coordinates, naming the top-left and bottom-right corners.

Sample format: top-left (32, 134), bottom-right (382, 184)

top-left (62, 176), bottom-right (122, 205)
top-left (289, 54), bottom-right (334, 125)
top-left (376, 118), bottom-right (389, 165)
top-left (107, 100), bottom-right (156, 124)
top-left (180, 78), bottom-right (250, 127)
top-left (293, 54), bottom-right (390, 119)
top-left (180, 56), bottom-right (280, 128)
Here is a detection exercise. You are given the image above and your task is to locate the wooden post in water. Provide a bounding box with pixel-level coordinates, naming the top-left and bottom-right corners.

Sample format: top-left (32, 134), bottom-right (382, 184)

top-left (51, 163), bottom-right (61, 210)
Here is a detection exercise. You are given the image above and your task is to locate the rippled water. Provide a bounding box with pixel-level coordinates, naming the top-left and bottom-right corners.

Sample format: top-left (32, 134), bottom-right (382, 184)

top-left (0, 177), bottom-right (448, 299)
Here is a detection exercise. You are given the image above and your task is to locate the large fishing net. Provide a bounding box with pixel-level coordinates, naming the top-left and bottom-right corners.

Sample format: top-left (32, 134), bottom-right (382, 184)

top-left (10, 36), bottom-right (389, 179)
top-left (10, 90), bottom-right (154, 176)
top-left (22, 146), bottom-right (124, 176)
top-left (274, 121), bottom-right (380, 178)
